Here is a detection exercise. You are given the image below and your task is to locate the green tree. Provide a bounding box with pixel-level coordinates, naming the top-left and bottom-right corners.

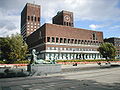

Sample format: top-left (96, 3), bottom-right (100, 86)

top-left (0, 34), bottom-right (28, 63)
top-left (0, 37), bottom-right (11, 61)
top-left (98, 42), bottom-right (116, 60)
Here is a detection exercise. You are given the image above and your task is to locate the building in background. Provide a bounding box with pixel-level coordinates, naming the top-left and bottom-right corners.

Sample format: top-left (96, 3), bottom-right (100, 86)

top-left (21, 3), bottom-right (40, 40)
top-left (104, 37), bottom-right (120, 59)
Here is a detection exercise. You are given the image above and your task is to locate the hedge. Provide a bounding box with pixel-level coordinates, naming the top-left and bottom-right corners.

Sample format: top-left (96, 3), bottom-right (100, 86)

top-left (13, 60), bottom-right (30, 64)
top-left (0, 61), bottom-right (6, 64)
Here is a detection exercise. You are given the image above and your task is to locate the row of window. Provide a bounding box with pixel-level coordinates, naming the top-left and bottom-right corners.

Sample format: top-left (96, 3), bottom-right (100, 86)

top-left (27, 25), bottom-right (39, 29)
top-left (115, 44), bottom-right (120, 46)
top-left (27, 16), bottom-right (40, 22)
top-left (64, 22), bottom-right (73, 26)
top-left (47, 47), bottom-right (97, 51)
top-left (115, 39), bottom-right (120, 41)
top-left (27, 22), bottom-right (40, 25)
top-left (47, 37), bottom-right (102, 45)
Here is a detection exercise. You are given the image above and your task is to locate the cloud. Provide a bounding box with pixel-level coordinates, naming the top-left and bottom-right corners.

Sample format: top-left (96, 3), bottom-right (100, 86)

top-left (89, 24), bottom-right (98, 30)
top-left (0, 0), bottom-right (120, 37)
top-left (110, 25), bottom-right (120, 29)
top-left (89, 24), bottom-right (109, 30)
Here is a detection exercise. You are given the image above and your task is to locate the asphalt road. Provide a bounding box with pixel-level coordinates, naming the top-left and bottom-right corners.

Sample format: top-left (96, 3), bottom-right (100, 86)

top-left (0, 66), bottom-right (120, 90)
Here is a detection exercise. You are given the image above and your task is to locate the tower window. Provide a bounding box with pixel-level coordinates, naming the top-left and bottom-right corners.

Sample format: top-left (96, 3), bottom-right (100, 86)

top-left (52, 37), bottom-right (55, 42)
top-left (67, 22), bottom-right (69, 26)
top-left (71, 39), bottom-right (74, 43)
top-left (60, 38), bottom-right (63, 43)
top-left (35, 17), bottom-right (36, 21)
top-left (64, 22), bottom-right (66, 25)
top-left (38, 17), bottom-right (40, 21)
top-left (56, 38), bottom-right (59, 43)
top-left (28, 16), bottom-right (30, 21)
top-left (68, 39), bottom-right (70, 43)
top-left (64, 38), bottom-right (67, 43)
top-left (75, 39), bottom-right (77, 44)
top-left (92, 33), bottom-right (97, 40)
top-left (78, 40), bottom-right (81, 44)
top-left (31, 16), bottom-right (33, 21)
top-left (47, 37), bottom-right (50, 42)
top-left (69, 23), bottom-right (71, 26)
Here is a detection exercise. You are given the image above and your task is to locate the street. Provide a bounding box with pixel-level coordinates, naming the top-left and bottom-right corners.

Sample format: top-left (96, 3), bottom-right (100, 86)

top-left (0, 66), bottom-right (120, 90)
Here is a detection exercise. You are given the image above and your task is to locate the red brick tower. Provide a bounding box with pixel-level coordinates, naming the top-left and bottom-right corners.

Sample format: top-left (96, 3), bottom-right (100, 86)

top-left (21, 3), bottom-right (40, 40)
top-left (52, 10), bottom-right (74, 27)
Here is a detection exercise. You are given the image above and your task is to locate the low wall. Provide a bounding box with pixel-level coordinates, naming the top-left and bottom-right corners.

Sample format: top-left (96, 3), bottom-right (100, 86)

top-left (28, 64), bottom-right (61, 76)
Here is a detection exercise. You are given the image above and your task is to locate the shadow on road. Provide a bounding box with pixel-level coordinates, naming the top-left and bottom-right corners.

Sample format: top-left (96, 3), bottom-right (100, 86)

top-left (0, 76), bottom-right (120, 90)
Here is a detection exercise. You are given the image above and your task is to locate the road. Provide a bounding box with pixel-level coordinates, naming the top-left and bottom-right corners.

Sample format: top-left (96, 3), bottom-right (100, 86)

top-left (0, 66), bottom-right (120, 90)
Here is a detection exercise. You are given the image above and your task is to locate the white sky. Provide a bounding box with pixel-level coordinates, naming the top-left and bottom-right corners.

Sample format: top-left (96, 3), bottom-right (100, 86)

top-left (0, 0), bottom-right (120, 38)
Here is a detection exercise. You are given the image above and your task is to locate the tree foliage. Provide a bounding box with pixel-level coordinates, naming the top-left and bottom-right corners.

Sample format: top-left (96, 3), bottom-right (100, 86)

top-left (0, 34), bottom-right (28, 63)
top-left (98, 42), bottom-right (116, 60)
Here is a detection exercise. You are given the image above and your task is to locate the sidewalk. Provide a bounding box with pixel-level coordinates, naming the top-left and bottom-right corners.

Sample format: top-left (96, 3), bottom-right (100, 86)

top-left (62, 61), bottom-right (120, 68)
top-left (62, 63), bottom-right (98, 69)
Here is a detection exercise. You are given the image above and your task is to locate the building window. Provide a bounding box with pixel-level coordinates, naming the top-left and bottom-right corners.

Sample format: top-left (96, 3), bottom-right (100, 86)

top-left (38, 17), bottom-right (40, 22)
top-left (75, 39), bottom-right (77, 44)
top-left (52, 37), bottom-right (55, 42)
top-left (60, 38), bottom-right (63, 43)
top-left (81, 40), bottom-right (84, 44)
top-left (68, 39), bottom-right (70, 43)
top-left (35, 17), bottom-right (36, 21)
top-left (78, 40), bottom-right (80, 44)
top-left (56, 38), bottom-right (59, 43)
top-left (69, 23), bottom-right (71, 26)
top-left (31, 16), bottom-right (33, 21)
top-left (71, 39), bottom-right (74, 43)
top-left (28, 16), bottom-right (30, 21)
top-left (92, 32), bottom-right (97, 40)
top-left (47, 47), bottom-right (50, 50)
top-left (85, 40), bottom-right (87, 44)
top-left (47, 37), bottom-right (50, 42)
top-left (64, 38), bottom-right (67, 43)
top-left (67, 22), bottom-right (69, 26)
top-left (64, 22), bottom-right (66, 25)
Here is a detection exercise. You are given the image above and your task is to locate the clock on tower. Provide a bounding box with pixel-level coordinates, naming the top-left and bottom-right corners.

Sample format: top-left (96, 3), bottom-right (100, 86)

top-left (64, 15), bottom-right (71, 22)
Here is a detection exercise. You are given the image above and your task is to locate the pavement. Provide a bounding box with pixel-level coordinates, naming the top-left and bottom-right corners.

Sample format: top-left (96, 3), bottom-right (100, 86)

top-left (0, 63), bottom-right (120, 90)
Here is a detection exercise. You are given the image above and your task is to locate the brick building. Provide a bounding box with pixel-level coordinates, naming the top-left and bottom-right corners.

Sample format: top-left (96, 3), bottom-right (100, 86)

top-left (104, 37), bottom-right (120, 59)
top-left (26, 23), bottom-right (103, 60)
top-left (21, 3), bottom-right (104, 60)
top-left (21, 3), bottom-right (40, 40)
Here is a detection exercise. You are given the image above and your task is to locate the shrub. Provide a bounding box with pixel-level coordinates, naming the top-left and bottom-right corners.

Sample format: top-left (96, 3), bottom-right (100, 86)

top-left (13, 60), bottom-right (30, 64)
top-left (0, 60), bottom-right (6, 64)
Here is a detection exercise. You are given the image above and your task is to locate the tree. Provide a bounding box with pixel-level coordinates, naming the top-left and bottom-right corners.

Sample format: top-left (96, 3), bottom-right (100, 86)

top-left (0, 37), bottom-right (11, 61)
top-left (0, 34), bottom-right (28, 63)
top-left (98, 42), bottom-right (116, 60)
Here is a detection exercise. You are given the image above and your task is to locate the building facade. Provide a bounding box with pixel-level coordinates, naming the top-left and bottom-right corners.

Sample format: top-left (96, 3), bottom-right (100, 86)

top-left (27, 23), bottom-right (103, 60)
top-left (21, 3), bottom-right (40, 40)
top-left (21, 3), bottom-right (104, 60)
top-left (104, 37), bottom-right (120, 59)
